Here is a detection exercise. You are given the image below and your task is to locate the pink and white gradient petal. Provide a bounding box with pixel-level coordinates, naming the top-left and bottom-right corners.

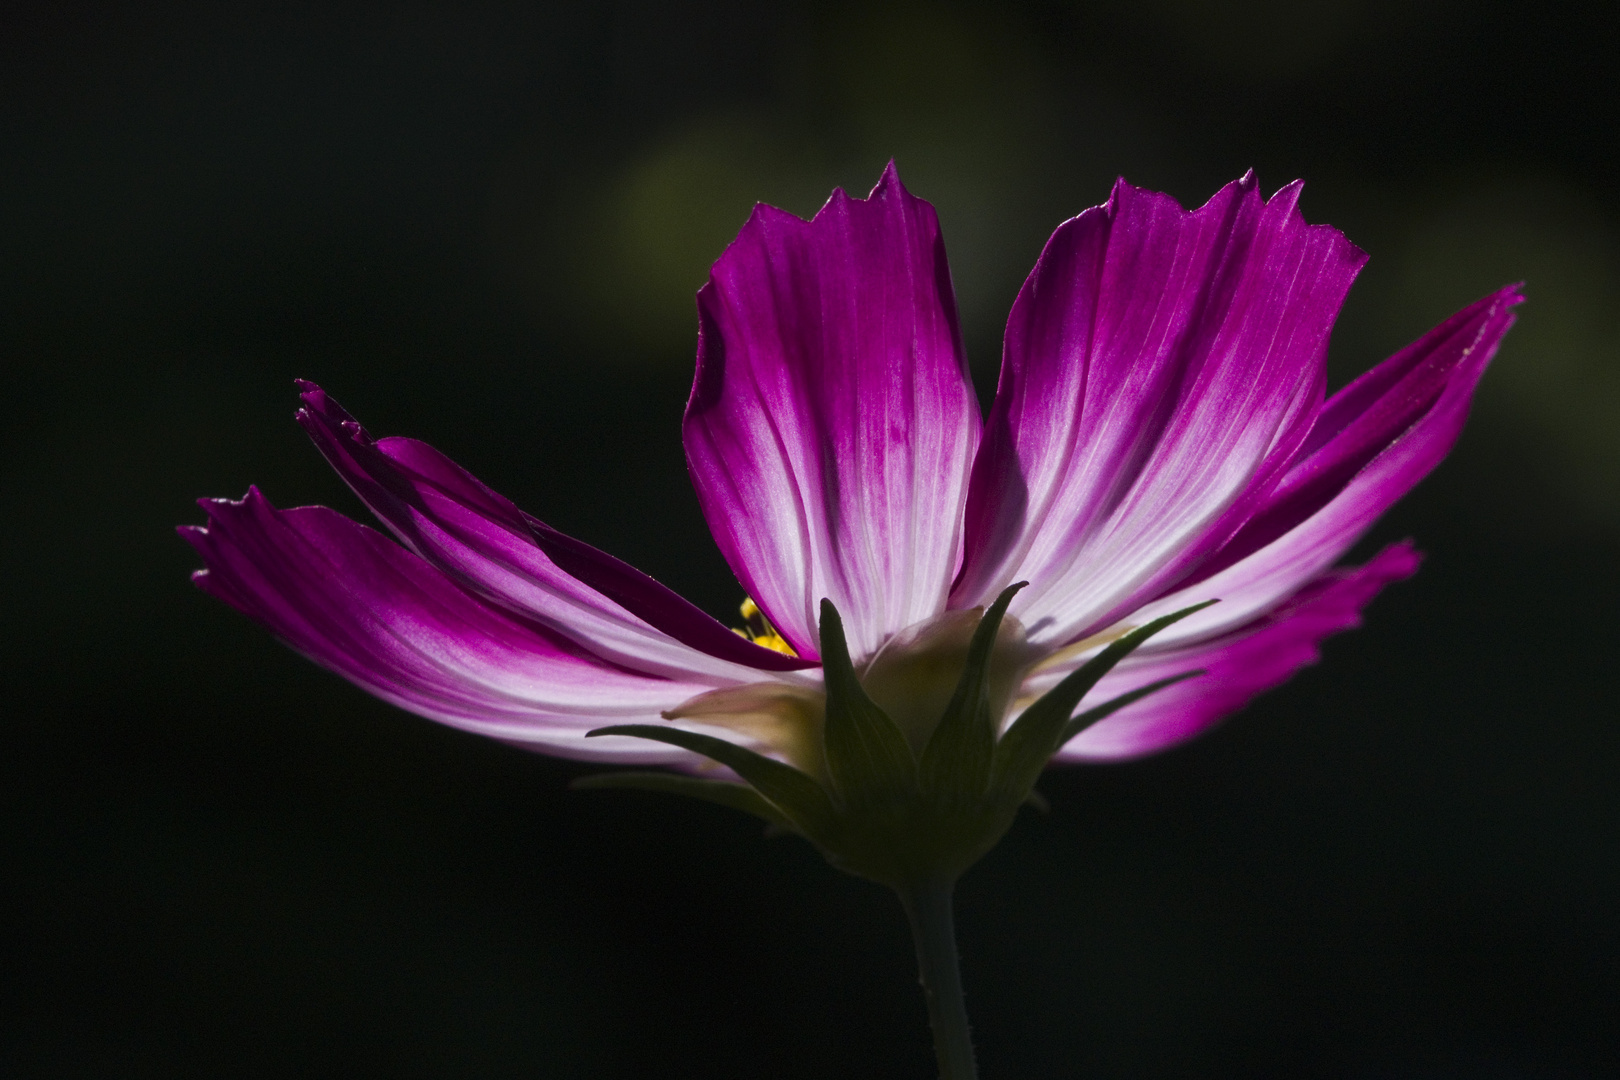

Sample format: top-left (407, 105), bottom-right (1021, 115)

top-left (1121, 286), bottom-right (1521, 649)
top-left (955, 176), bottom-right (1365, 650)
top-left (684, 163), bottom-right (982, 662)
top-left (296, 384), bottom-right (812, 682)
top-left (181, 488), bottom-right (715, 766)
top-left (1036, 542), bottom-right (1421, 762)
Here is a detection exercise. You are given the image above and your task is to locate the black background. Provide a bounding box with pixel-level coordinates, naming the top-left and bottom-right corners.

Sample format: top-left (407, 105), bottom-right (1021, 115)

top-left (4, 1), bottom-right (1619, 1076)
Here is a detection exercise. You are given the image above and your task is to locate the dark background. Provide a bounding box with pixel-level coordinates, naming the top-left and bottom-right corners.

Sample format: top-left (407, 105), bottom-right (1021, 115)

top-left (4, 1), bottom-right (1619, 1076)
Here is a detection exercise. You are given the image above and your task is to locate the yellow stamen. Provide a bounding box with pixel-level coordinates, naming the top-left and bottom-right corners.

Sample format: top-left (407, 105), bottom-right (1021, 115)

top-left (735, 596), bottom-right (799, 657)
top-left (751, 631), bottom-right (798, 656)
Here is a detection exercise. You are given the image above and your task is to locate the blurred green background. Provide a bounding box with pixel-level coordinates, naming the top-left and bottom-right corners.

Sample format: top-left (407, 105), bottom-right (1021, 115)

top-left (3, 1), bottom-right (1619, 1076)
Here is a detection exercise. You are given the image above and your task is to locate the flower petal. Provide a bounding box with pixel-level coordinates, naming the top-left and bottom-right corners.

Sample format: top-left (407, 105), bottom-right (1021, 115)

top-left (181, 487), bottom-right (730, 766)
top-left (1034, 542), bottom-right (1420, 762)
top-left (297, 383), bottom-right (812, 679)
top-left (683, 163), bottom-right (981, 662)
top-left (955, 176), bottom-right (1365, 649)
top-left (1115, 285), bottom-right (1520, 648)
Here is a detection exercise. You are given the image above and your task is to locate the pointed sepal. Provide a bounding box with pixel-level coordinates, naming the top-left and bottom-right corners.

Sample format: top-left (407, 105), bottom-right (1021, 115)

top-left (582, 597), bottom-right (1217, 891)
top-left (918, 583), bottom-right (1026, 802)
top-left (586, 724), bottom-right (836, 838)
top-left (991, 601), bottom-right (1215, 805)
top-left (818, 598), bottom-right (918, 808)
top-left (1058, 670), bottom-right (1204, 746)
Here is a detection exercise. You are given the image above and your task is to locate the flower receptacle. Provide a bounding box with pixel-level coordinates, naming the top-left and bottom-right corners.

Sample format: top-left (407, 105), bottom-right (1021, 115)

top-left (579, 588), bottom-right (1213, 889)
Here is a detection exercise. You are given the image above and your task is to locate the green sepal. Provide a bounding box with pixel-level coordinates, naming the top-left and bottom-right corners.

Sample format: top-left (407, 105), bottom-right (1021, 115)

top-left (585, 724), bottom-right (835, 838)
top-left (918, 582), bottom-right (1026, 802)
top-left (1058, 670), bottom-right (1204, 746)
top-left (570, 771), bottom-right (798, 833)
top-left (818, 599), bottom-right (918, 808)
top-left (991, 600), bottom-right (1216, 804)
top-left (583, 597), bottom-right (1218, 890)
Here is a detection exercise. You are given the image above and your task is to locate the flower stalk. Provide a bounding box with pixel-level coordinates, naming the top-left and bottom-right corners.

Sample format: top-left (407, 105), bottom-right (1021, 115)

top-left (899, 879), bottom-right (977, 1080)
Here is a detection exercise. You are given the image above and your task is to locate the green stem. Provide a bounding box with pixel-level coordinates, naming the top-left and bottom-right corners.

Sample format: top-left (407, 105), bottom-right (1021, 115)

top-left (897, 879), bottom-right (978, 1080)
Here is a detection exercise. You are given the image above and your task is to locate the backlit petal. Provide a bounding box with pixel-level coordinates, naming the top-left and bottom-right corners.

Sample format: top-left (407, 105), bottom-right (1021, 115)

top-left (1033, 542), bottom-right (1420, 762)
top-left (684, 163), bottom-right (981, 662)
top-left (1116, 286), bottom-right (1520, 648)
top-left (297, 383), bottom-right (811, 681)
top-left (181, 488), bottom-right (729, 766)
top-left (956, 176), bottom-right (1364, 649)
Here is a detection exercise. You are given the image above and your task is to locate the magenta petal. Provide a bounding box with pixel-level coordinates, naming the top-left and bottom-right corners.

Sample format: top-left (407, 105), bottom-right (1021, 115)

top-left (297, 383), bottom-right (811, 676)
top-left (683, 163), bottom-right (982, 661)
top-left (1125, 285), bottom-right (1520, 648)
top-left (955, 176), bottom-right (1365, 649)
top-left (1042, 542), bottom-right (1420, 762)
top-left (1202, 285), bottom-right (1522, 573)
top-left (181, 488), bottom-right (718, 765)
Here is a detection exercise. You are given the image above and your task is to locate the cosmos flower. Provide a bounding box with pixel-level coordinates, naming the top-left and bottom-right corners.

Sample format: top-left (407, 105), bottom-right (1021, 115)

top-left (182, 164), bottom-right (1518, 821)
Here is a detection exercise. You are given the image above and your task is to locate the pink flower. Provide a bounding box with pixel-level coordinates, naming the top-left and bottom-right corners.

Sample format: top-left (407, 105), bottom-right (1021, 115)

top-left (182, 165), bottom-right (1519, 785)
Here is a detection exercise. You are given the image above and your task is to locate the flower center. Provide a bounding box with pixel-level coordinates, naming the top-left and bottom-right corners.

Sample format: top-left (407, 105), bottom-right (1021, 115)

top-left (858, 608), bottom-right (1036, 753)
top-left (668, 605), bottom-right (1036, 777)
